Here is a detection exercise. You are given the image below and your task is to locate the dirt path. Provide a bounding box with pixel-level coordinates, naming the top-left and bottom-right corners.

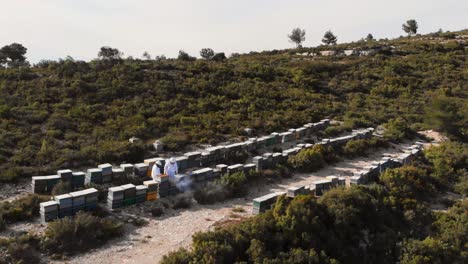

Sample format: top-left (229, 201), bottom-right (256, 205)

top-left (59, 141), bottom-right (418, 264)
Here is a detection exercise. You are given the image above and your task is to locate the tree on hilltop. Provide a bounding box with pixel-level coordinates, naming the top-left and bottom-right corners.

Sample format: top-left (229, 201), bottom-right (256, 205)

top-left (366, 33), bottom-right (374, 41)
top-left (322, 30), bottom-right (337, 45)
top-left (98, 46), bottom-right (123, 60)
top-left (402, 19), bottom-right (418, 36)
top-left (288, 28), bottom-right (306, 48)
top-left (200, 48), bottom-right (215, 59)
top-left (0, 43), bottom-right (28, 67)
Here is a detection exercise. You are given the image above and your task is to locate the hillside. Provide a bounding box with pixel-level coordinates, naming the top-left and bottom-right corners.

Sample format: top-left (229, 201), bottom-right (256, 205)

top-left (0, 29), bottom-right (467, 264)
top-left (0, 30), bottom-right (466, 182)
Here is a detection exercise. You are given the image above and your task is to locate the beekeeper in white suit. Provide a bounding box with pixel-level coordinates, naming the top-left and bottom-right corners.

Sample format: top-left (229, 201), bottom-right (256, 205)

top-left (164, 157), bottom-right (178, 178)
top-left (151, 160), bottom-right (163, 181)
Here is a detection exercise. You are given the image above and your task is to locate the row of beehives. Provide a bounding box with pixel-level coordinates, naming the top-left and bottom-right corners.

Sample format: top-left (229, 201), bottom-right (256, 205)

top-left (31, 119), bottom-right (331, 193)
top-left (145, 118), bottom-right (331, 173)
top-left (252, 176), bottom-right (346, 214)
top-left (37, 127), bottom-right (378, 221)
top-left (350, 142), bottom-right (424, 185)
top-left (252, 142), bottom-right (425, 215)
top-left (32, 163), bottom-right (136, 194)
top-left (148, 128), bottom-right (375, 195)
top-left (107, 181), bottom-right (159, 210)
top-left (39, 188), bottom-right (98, 223)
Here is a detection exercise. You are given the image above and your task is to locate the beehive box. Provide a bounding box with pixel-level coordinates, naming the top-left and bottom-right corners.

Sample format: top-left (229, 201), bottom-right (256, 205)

top-left (32, 176), bottom-right (48, 193)
top-left (120, 163), bottom-right (134, 176)
top-left (134, 163), bottom-right (149, 177)
top-left (143, 180), bottom-right (159, 192)
top-left (200, 151), bottom-right (213, 166)
top-left (112, 168), bottom-right (125, 181)
top-left (108, 186), bottom-right (125, 200)
top-left (252, 192), bottom-right (285, 214)
top-left (227, 164), bottom-right (244, 175)
top-left (121, 184), bottom-right (136, 199)
top-left (70, 190), bottom-right (86, 213)
top-left (287, 186), bottom-right (309, 198)
top-left (243, 163), bottom-right (256, 176)
top-left (40, 200), bottom-right (59, 223)
top-left (184, 152), bottom-right (202, 168)
top-left (175, 156), bottom-right (189, 171)
top-left (86, 168), bottom-right (103, 184)
top-left (216, 164), bottom-right (228, 174)
top-left (57, 169), bottom-right (73, 181)
top-left (82, 188), bottom-right (99, 210)
top-left (312, 179), bottom-right (333, 196)
top-left (71, 172), bottom-right (85, 189)
top-left (146, 191), bottom-right (158, 201)
top-left (45, 175), bottom-right (61, 192)
top-left (135, 185), bottom-right (148, 203)
top-left (54, 194), bottom-right (73, 209)
top-left (98, 163), bottom-right (113, 176)
top-left (252, 156), bottom-right (264, 171)
top-left (40, 200), bottom-right (59, 213)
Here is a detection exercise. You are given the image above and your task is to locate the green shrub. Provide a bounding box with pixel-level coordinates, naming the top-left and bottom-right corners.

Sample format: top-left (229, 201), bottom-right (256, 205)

top-left (424, 142), bottom-right (467, 185)
top-left (288, 145), bottom-right (326, 172)
top-left (193, 182), bottom-right (228, 205)
top-left (171, 194), bottom-right (192, 209)
top-left (0, 194), bottom-right (48, 224)
top-left (220, 171), bottom-right (248, 198)
top-left (380, 166), bottom-right (437, 200)
top-left (160, 132), bottom-right (191, 151)
top-left (342, 138), bottom-right (388, 157)
top-left (383, 117), bottom-right (414, 142)
top-left (0, 167), bottom-right (22, 183)
top-left (453, 172), bottom-right (468, 197)
top-left (41, 211), bottom-right (123, 254)
top-left (6, 242), bottom-right (41, 264)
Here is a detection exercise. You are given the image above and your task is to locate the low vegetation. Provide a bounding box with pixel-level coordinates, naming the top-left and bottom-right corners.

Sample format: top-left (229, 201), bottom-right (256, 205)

top-left (162, 150), bottom-right (468, 263)
top-left (0, 30), bottom-right (466, 183)
top-left (0, 194), bottom-right (48, 226)
top-left (41, 211), bottom-right (124, 254)
top-left (342, 138), bottom-right (388, 157)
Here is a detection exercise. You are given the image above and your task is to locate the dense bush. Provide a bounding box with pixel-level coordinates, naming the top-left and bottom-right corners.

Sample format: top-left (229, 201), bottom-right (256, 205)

top-left (342, 138), bottom-right (388, 157)
top-left (380, 166), bottom-right (437, 200)
top-left (193, 182), bottom-right (228, 205)
top-left (383, 117), bottom-right (414, 142)
top-left (171, 194), bottom-right (193, 209)
top-left (219, 171), bottom-right (248, 198)
top-left (41, 211), bottom-right (124, 254)
top-left (288, 145), bottom-right (327, 172)
top-left (423, 142), bottom-right (467, 186)
top-left (0, 194), bottom-right (48, 224)
top-left (0, 233), bottom-right (41, 264)
top-left (0, 167), bottom-right (21, 183)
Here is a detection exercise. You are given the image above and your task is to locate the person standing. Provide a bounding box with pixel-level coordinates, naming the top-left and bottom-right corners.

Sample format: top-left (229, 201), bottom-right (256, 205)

top-left (164, 157), bottom-right (178, 178)
top-left (151, 160), bottom-right (163, 181)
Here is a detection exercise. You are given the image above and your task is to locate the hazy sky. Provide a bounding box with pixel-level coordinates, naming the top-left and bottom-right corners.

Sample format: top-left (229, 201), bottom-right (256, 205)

top-left (1, 0), bottom-right (466, 63)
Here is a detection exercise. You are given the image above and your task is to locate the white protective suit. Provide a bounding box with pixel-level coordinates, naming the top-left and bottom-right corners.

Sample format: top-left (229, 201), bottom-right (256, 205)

top-left (151, 164), bottom-right (161, 181)
top-left (164, 159), bottom-right (178, 178)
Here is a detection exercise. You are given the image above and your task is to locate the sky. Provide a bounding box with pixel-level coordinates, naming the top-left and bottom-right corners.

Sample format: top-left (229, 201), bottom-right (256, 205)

top-left (1, 0), bottom-right (466, 63)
